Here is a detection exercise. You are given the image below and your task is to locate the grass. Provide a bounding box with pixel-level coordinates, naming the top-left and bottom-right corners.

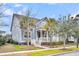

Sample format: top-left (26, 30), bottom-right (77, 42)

top-left (30, 48), bottom-right (79, 56)
top-left (4, 47), bottom-right (79, 56)
top-left (0, 44), bottom-right (41, 53)
top-left (15, 45), bottom-right (41, 51)
top-left (0, 43), bottom-right (79, 56)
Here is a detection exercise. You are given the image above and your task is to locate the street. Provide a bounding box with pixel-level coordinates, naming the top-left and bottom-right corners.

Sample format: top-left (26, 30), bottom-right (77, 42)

top-left (57, 51), bottom-right (79, 56)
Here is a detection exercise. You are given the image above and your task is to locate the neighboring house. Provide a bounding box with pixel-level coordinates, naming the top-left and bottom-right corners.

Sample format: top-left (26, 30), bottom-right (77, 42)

top-left (0, 30), bottom-right (6, 36)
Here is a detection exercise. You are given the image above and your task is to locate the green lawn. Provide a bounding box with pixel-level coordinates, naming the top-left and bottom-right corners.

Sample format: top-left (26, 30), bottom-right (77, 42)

top-left (15, 45), bottom-right (41, 51)
top-left (31, 48), bottom-right (79, 56)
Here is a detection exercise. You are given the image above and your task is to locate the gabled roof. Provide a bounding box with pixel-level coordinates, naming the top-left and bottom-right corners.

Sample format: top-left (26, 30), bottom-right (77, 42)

top-left (35, 19), bottom-right (47, 29)
top-left (10, 14), bottom-right (40, 31)
top-left (11, 14), bottom-right (57, 32)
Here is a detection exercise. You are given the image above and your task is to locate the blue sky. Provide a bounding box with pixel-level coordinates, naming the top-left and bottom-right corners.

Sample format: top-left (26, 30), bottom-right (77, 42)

top-left (1, 3), bottom-right (79, 34)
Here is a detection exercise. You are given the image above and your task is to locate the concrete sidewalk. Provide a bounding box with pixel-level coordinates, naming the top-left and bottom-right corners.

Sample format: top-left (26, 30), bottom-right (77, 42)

top-left (0, 46), bottom-right (75, 56)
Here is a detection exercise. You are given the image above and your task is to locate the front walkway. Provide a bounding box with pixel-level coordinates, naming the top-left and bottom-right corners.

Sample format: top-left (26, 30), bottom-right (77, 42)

top-left (0, 46), bottom-right (75, 56)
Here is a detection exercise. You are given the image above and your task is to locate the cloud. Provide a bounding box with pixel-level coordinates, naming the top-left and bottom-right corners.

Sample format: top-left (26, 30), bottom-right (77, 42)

top-left (14, 4), bottom-right (23, 7)
top-left (16, 7), bottom-right (27, 15)
top-left (71, 10), bottom-right (79, 17)
top-left (46, 3), bottom-right (57, 5)
top-left (13, 4), bottom-right (28, 15)
top-left (4, 9), bottom-right (13, 16)
top-left (16, 11), bottom-right (22, 15)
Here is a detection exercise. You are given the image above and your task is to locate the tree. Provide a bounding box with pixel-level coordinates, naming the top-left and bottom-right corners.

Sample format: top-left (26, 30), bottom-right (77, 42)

top-left (64, 14), bottom-right (79, 48)
top-left (71, 18), bottom-right (79, 48)
top-left (58, 15), bottom-right (72, 49)
top-left (0, 3), bottom-right (8, 26)
top-left (57, 14), bottom-right (79, 49)
top-left (0, 3), bottom-right (9, 45)
top-left (43, 17), bottom-right (57, 47)
top-left (20, 8), bottom-right (38, 46)
top-left (20, 9), bottom-right (31, 46)
top-left (73, 25), bottom-right (79, 48)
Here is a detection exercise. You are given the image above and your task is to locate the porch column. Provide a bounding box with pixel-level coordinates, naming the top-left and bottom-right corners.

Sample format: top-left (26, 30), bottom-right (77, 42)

top-left (47, 31), bottom-right (49, 42)
top-left (30, 30), bottom-right (32, 45)
top-left (35, 30), bottom-right (38, 43)
top-left (40, 30), bottom-right (42, 45)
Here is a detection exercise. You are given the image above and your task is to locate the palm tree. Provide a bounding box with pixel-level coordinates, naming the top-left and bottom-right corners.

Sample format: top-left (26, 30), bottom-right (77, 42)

top-left (43, 17), bottom-right (57, 47)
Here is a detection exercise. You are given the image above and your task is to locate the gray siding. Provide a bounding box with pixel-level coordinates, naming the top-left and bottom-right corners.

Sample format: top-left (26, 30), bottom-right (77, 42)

top-left (12, 15), bottom-right (22, 43)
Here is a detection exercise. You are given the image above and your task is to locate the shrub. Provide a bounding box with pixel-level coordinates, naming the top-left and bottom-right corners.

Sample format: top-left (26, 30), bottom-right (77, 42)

top-left (41, 41), bottom-right (63, 46)
top-left (7, 39), bottom-right (18, 45)
top-left (52, 41), bottom-right (63, 45)
top-left (12, 40), bottom-right (18, 45)
top-left (0, 38), bottom-right (6, 46)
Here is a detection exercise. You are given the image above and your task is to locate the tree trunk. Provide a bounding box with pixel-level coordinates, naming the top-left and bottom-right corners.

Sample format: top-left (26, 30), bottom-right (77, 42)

top-left (21, 29), bottom-right (24, 45)
top-left (27, 26), bottom-right (29, 46)
top-left (63, 38), bottom-right (66, 49)
top-left (46, 31), bottom-right (49, 42)
top-left (65, 35), bottom-right (68, 44)
top-left (49, 35), bottom-right (52, 48)
top-left (27, 16), bottom-right (30, 46)
top-left (76, 38), bottom-right (79, 48)
top-left (63, 34), bottom-right (67, 49)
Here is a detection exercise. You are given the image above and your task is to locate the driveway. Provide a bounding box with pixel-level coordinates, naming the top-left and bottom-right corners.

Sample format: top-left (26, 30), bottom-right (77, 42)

top-left (56, 51), bottom-right (79, 56)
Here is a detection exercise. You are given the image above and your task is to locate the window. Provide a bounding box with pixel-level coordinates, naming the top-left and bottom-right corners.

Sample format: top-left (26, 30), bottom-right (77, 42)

top-left (24, 32), bottom-right (27, 38)
top-left (24, 32), bottom-right (31, 38)
top-left (24, 35), bottom-right (27, 37)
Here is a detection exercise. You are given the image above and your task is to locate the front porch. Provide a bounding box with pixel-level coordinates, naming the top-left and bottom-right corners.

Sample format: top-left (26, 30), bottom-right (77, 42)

top-left (31, 29), bottom-right (49, 46)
